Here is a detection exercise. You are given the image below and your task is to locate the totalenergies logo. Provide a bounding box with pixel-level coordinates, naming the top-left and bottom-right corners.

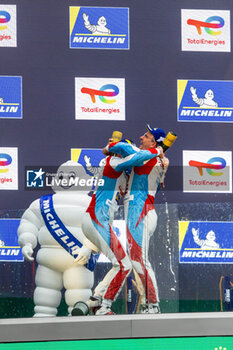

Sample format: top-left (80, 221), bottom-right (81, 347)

top-left (187, 16), bottom-right (224, 35)
top-left (81, 84), bottom-right (119, 104)
top-left (189, 157), bottom-right (226, 176)
top-left (0, 11), bottom-right (11, 30)
top-left (0, 153), bottom-right (12, 173)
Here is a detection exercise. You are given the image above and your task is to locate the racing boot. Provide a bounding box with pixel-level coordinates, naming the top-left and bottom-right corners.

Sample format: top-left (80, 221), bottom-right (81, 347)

top-left (86, 296), bottom-right (102, 315)
top-left (140, 303), bottom-right (160, 314)
top-left (95, 306), bottom-right (115, 315)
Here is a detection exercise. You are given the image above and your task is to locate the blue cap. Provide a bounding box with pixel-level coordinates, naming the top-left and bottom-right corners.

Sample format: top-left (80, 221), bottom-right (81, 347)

top-left (146, 124), bottom-right (165, 144)
top-left (121, 138), bottom-right (135, 146)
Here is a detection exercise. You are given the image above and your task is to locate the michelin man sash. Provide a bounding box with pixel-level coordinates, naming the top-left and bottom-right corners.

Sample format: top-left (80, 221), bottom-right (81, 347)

top-left (40, 194), bottom-right (98, 271)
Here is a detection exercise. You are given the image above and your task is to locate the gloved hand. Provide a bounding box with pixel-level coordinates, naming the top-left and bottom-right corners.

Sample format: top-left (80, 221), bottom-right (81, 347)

top-left (72, 245), bottom-right (92, 265)
top-left (22, 243), bottom-right (34, 261)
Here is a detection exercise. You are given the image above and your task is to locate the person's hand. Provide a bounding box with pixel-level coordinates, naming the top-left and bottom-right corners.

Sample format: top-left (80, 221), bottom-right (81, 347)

top-left (157, 145), bottom-right (164, 158)
top-left (102, 148), bottom-right (110, 156)
top-left (72, 245), bottom-right (92, 265)
top-left (102, 138), bottom-right (115, 156)
top-left (22, 243), bottom-right (34, 261)
top-left (162, 156), bottom-right (169, 168)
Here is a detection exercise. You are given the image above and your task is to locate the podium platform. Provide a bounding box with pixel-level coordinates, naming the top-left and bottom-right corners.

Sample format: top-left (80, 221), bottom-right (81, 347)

top-left (1, 312), bottom-right (233, 343)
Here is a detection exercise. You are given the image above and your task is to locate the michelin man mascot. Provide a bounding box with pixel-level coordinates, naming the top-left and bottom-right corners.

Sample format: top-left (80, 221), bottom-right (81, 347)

top-left (17, 161), bottom-right (99, 317)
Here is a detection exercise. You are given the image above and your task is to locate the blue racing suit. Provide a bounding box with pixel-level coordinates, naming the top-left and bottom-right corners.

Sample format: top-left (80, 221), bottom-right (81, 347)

top-left (81, 148), bottom-right (161, 304)
top-left (108, 141), bottom-right (165, 305)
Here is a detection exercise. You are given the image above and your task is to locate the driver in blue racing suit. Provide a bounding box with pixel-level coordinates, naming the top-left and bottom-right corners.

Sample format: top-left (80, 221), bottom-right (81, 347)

top-left (78, 137), bottom-right (164, 315)
top-left (106, 125), bottom-right (169, 314)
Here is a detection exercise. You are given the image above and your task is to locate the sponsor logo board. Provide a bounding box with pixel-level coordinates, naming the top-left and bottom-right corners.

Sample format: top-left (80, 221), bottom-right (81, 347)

top-left (0, 5), bottom-right (17, 47)
top-left (0, 219), bottom-right (23, 262)
top-left (179, 221), bottom-right (233, 264)
top-left (70, 6), bottom-right (129, 50)
top-left (0, 76), bottom-right (22, 119)
top-left (181, 9), bottom-right (231, 52)
top-left (183, 150), bottom-right (232, 193)
top-left (75, 78), bottom-right (125, 120)
top-left (178, 80), bottom-right (233, 123)
top-left (0, 148), bottom-right (18, 190)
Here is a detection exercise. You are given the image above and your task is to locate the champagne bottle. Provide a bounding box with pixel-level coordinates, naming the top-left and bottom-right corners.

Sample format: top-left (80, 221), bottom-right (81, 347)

top-left (162, 132), bottom-right (177, 151)
top-left (112, 131), bottom-right (122, 142)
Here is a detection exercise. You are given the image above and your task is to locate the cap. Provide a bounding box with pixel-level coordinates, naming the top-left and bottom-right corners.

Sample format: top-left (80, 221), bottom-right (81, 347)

top-left (121, 138), bottom-right (135, 146)
top-left (146, 124), bottom-right (166, 144)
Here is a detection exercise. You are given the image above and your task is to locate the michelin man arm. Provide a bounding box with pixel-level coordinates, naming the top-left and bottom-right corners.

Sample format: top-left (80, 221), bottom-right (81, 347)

top-left (21, 244), bottom-right (34, 261)
top-left (17, 200), bottom-right (42, 261)
top-left (190, 86), bottom-right (197, 99)
top-left (73, 238), bottom-right (99, 265)
top-left (192, 228), bottom-right (204, 247)
top-left (192, 227), bottom-right (199, 239)
top-left (84, 155), bottom-right (91, 167)
top-left (190, 86), bottom-right (205, 106)
top-left (83, 13), bottom-right (90, 26)
top-left (84, 155), bottom-right (100, 176)
top-left (83, 13), bottom-right (97, 33)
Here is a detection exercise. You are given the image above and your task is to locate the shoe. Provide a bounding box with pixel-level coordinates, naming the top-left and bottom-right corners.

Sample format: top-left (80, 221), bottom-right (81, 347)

top-left (87, 296), bottom-right (101, 308)
top-left (140, 303), bottom-right (160, 314)
top-left (95, 306), bottom-right (115, 315)
top-left (86, 296), bottom-right (101, 315)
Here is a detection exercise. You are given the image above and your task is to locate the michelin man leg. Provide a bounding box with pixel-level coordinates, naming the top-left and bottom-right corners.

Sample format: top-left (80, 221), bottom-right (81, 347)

top-left (63, 265), bottom-right (94, 315)
top-left (33, 265), bottom-right (63, 317)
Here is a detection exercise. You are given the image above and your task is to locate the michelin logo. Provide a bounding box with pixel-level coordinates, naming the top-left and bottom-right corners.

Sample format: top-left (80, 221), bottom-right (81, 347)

top-left (179, 221), bottom-right (233, 263)
top-left (0, 219), bottom-right (23, 262)
top-left (190, 86), bottom-right (218, 108)
top-left (178, 80), bottom-right (233, 122)
top-left (192, 228), bottom-right (220, 249)
top-left (83, 13), bottom-right (110, 35)
top-left (0, 247), bottom-right (21, 257)
top-left (70, 7), bottom-right (129, 50)
top-left (0, 76), bottom-right (22, 119)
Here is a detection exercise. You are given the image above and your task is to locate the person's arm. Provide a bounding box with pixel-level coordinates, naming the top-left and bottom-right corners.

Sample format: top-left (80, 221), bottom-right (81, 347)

top-left (111, 148), bottom-right (161, 172)
top-left (108, 141), bottom-right (140, 157)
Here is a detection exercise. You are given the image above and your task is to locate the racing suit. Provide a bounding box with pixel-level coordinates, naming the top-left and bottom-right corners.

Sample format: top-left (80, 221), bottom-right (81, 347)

top-left (81, 148), bottom-right (161, 306)
top-left (108, 141), bottom-right (165, 305)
